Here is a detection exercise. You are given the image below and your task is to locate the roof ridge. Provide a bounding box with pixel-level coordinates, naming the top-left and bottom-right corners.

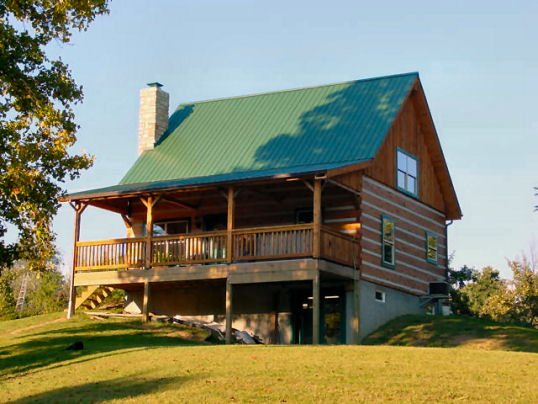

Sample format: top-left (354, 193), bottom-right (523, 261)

top-left (174, 72), bottom-right (419, 108)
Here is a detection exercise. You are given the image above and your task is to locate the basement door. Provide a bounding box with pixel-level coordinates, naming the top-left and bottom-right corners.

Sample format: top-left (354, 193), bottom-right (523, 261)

top-left (292, 290), bottom-right (346, 344)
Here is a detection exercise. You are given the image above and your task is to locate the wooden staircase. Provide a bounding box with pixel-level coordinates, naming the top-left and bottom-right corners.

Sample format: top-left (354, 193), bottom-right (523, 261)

top-left (75, 286), bottom-right (115, 310)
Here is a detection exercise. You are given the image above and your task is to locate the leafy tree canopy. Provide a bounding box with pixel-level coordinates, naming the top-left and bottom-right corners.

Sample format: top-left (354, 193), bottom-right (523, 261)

top-left (0, 0), bottom-right (109, 273)
top-left (483, 256), bottom-right (537, 328)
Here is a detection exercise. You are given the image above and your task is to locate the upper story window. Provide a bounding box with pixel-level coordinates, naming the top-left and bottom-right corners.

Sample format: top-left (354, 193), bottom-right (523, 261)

top-left (397, 148), bottom-right (418, 197)
top-left (426, 232), bottom-right (438, 264)
top-left (381, 215), bottom-right (395, 267)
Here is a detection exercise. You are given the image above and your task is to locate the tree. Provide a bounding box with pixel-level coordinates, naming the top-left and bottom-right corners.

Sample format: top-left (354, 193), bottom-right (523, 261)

top-left (482, 256), bottom-right (537, 327)
top-left (0, 270), bottom-right (16, 320)
top-left (461, 266), bottom-right (505, 317)
top-left (0, 0), bottom-right (109, 273)
top-left (24, 268), bottom-right (68, 315)
top-left (447, 264), bottom-right (474, 315)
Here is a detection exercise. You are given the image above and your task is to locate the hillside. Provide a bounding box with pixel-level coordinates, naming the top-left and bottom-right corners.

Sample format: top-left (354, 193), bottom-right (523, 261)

top-left (363, 314), bottom-right (538, 353)
top-left (0, 313), bottom-right (537, 403)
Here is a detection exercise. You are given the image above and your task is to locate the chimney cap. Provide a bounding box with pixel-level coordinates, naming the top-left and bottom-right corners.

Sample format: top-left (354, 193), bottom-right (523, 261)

top-left (147, 82), bottom-right (163, 88)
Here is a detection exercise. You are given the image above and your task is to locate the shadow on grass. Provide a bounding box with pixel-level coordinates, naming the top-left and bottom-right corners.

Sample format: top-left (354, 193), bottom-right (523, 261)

top-left (8, 375), bottom-right (190, 403)
top-left (0, 319), bottom-right (208, 379)
top-left (362, 315), bottom-right (538, 353)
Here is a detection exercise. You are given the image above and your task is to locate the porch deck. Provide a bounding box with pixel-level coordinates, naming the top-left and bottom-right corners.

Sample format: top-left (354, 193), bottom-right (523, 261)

top-left (74, 224), bottom-right (358, 273)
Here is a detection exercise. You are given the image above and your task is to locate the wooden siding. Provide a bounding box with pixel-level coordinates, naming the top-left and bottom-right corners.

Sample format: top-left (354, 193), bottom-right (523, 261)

top-left (360, 176), bottom-right (447, 295)
top-left (364, 96), bottom-right (446, 213)
top-left (125, 181), bottom-right (360, 237)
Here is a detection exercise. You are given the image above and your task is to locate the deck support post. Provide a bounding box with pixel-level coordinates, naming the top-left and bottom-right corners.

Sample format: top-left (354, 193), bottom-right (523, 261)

top-left (312, 271), bottom-right (320, 344)
top-left (142, 280), bottom-right (151, 322)
top-left (67, 202), bottom-right (87, 319)
top-left (312, 179), bottom-right (322, 258)
top-left (226, 186), bottom-right (235, 263)
top-left (225, 278), bottom-right (233, 344)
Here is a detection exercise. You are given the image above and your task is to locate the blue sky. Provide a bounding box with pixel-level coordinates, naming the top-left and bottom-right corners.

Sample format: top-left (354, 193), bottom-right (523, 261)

top-left (47, 0), bottom-right (537, 278)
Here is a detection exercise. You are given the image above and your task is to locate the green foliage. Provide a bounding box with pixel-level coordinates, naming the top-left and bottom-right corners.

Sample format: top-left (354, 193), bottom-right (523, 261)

top-left (447, 264), bottom-right (473, 315)
top-left (0, 0), bottom-right (109, 272)
top-left (462, 266), bottom-right (505, 317)
top-left (0, 258), bottom-right (67, 318)
top-left (24, 269), bottom-right (68, 316)
top-left (0, 271), bottom-right (17, 320)
top-left (482, 257), bottom-right (537, 327)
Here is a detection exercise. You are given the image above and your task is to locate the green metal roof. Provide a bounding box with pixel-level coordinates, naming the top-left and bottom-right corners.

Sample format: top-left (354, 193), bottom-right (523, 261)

top-left (69, 72), bottom-right (418, 199)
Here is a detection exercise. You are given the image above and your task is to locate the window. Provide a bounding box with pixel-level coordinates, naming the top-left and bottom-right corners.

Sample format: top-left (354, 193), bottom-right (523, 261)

top-left (375, 290), bottom-right (386, 303)
top-left (426, 232), bottom-right (438, 264)
top-left (397, 148), bottom-right (418, 196)
top-left (381, 215), bottom-right (395, 267)
top-left (295, 208), bottom-right (313, 224)
top-left (153, 219), bottom-right (189, 236)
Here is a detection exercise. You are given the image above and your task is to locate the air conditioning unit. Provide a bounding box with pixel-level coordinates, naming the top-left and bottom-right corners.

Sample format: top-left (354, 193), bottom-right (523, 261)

top-left (429, 282), bottom-right (449, 296)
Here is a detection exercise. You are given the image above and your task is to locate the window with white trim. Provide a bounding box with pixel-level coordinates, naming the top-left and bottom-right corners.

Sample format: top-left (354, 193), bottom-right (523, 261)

top-left (397, 149), bottom-right (418, 196)
top-left (375, 290), bottom-right (386, 303)
top-left (426, 232), bottom-right (438, 264)
top-left (381, 216), bottom-right (395, 267)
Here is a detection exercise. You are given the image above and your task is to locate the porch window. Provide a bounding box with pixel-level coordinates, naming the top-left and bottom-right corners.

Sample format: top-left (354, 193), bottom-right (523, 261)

top-left (153, 219), bottom-right (189, 236)
top-left (381, 215), bottom-right (395, 267)
top-left (397, 148), bottom-right (418, 197)
top-left (295, 208), bottom-right (313, 224)
top-left (426, 232), bottom-right (438, 264)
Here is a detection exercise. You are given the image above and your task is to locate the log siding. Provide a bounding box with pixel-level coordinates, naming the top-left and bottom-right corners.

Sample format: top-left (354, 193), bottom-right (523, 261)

top-left (360, 176), bottom-right (448, 295)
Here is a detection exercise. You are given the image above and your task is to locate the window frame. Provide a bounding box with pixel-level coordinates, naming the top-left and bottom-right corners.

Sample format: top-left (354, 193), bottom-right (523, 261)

top-left (425, 231), bottom-right (438, 264)
top-left (375, 290), bottom-right (386, 303)
top-left (381, 215), bottom-right (395, 268)
top-left (152, 218), bottom-right (190, 236)
top-left (396, 147), bottom-right (419, 198)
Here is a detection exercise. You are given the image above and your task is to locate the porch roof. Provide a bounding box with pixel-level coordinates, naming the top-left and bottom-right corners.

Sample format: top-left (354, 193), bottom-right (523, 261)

top-left (63, 160), bottom-right (363, 200)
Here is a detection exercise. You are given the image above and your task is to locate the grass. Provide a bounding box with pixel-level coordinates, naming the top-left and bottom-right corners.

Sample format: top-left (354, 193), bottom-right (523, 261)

top-left (0, 314), bottom-right (536, 403)
top-left (363, 314), bottom-right (538, 353)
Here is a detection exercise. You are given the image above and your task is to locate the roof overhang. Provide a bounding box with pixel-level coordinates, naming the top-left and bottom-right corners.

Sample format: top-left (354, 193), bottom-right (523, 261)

top-left (60, 159), bottom-right (373, 203)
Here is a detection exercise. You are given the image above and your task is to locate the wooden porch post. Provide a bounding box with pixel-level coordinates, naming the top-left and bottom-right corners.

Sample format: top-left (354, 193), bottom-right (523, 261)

top-left (312, 179), bottom-right (322, 258)
top-left (145, 196), bottom-right (153, 268)
top-left (312, 271), bottom-right (320, 344)
top-left (142, 280), bottom-right (151, 322)
top-left (67, 202), bottom-right (87, 319)
top-left (225, 278), bottom-right (233, 344)
top-left (227, 186), bottom-right (235, 263)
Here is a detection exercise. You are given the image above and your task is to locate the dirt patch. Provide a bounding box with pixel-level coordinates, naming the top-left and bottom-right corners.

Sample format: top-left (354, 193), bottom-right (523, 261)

top-left (7, 317), bottom-right (66, 335)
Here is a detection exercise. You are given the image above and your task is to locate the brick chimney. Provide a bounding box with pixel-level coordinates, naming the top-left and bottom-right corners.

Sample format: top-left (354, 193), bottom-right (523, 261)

top-left (138, 82), bottom-right (169, 155)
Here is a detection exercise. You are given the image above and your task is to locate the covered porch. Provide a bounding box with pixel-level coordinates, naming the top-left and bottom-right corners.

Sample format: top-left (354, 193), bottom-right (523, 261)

top-left (64, 175), bottom-right (362, 344)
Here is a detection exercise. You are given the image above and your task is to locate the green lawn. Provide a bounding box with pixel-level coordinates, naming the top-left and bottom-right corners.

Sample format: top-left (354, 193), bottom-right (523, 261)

top-left (0, 314), bottom-right (537, 403)
top-left (363, 314), bottom-right (538, 353)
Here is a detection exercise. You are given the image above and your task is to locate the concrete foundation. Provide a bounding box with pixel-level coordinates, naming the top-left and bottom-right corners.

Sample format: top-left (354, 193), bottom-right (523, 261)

top-left (358, 279), bottom-right (425, 341)
top-left (123, 277), bottom-right (425, 344)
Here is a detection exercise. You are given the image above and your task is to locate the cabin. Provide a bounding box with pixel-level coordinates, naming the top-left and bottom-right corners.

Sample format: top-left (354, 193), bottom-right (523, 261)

top-left (63, 72), bottom-right (462, 344)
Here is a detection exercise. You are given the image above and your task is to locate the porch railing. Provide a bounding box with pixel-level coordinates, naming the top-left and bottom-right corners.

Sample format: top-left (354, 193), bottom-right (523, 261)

top-left (74, 224), bottom-right (357, 271)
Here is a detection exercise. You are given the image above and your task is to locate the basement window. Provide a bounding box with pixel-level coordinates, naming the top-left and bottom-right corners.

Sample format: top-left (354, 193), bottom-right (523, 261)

top-left (375, 290), bottom-right (386, 303)
top-left (426, 232), bottom-right (438, 264)
top-left (381, 215), bottom-right (395, 268)
top-left (397, 148), bottom-right (418, 197)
